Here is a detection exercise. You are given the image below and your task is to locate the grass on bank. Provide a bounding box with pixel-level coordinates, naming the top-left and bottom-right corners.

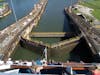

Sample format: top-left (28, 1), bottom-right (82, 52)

top-left (0, 0), bottom-right (5, 2)
top-left (80, 0), bottom-right (100, 20)
top-left (0, 5), bottom-right (3, 8)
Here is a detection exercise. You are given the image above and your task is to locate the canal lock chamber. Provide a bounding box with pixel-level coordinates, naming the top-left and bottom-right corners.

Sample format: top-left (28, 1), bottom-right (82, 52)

top-left (10, 0), bottom-right (97, 63)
